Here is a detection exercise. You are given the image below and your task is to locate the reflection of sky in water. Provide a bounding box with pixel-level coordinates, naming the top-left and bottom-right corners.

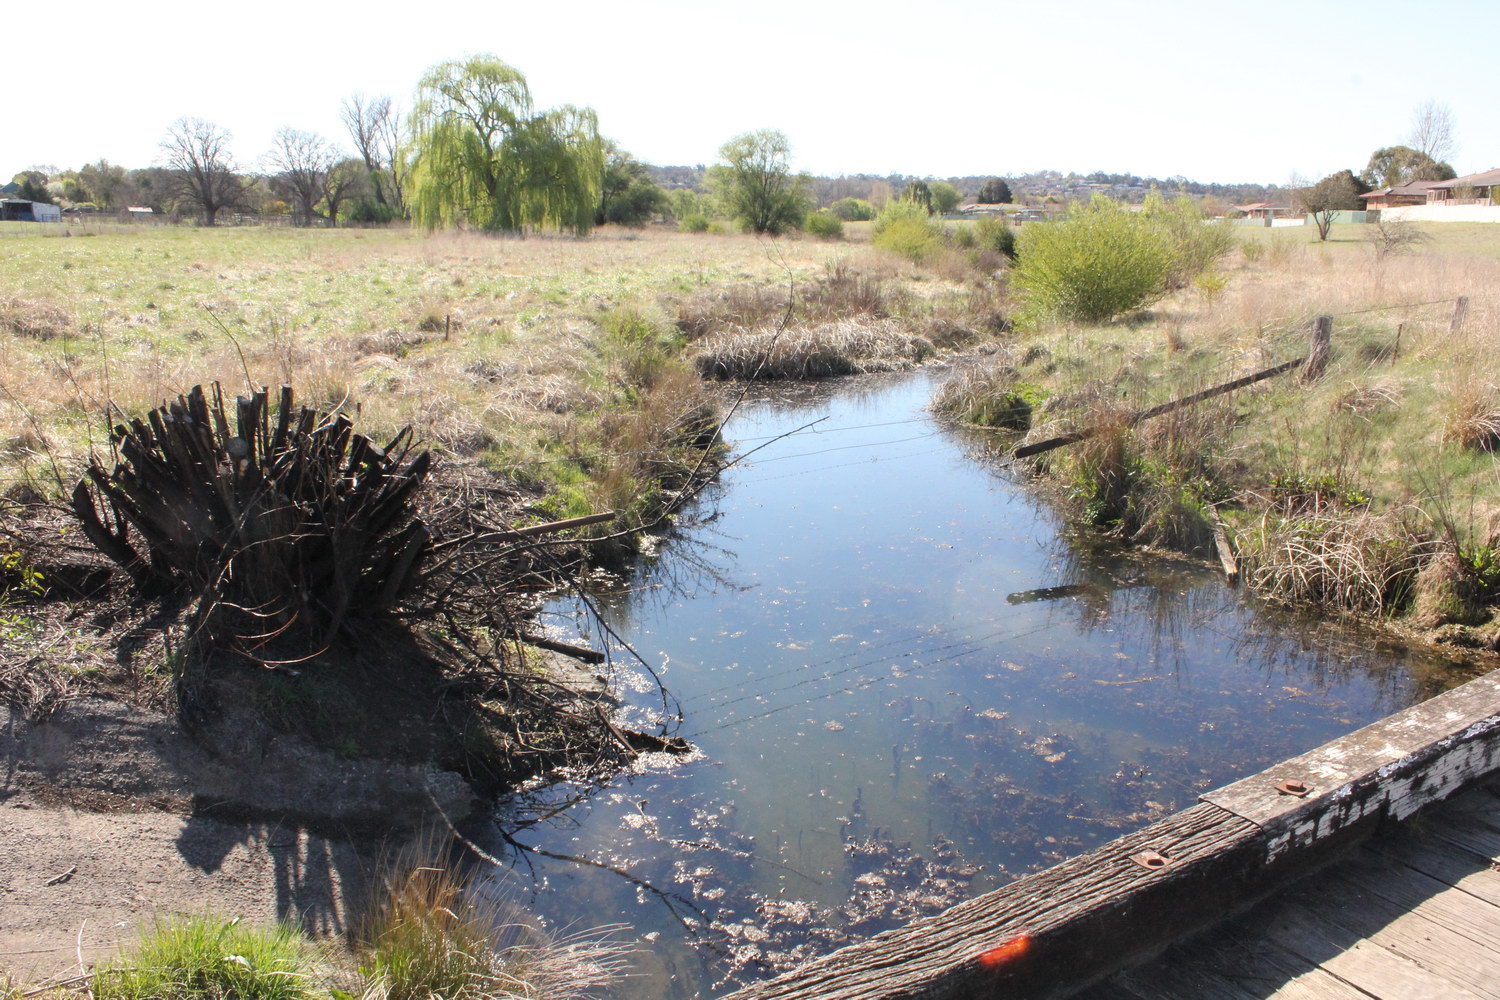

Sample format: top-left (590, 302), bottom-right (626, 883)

top-left (486, 369), bottom-right (1465, 999)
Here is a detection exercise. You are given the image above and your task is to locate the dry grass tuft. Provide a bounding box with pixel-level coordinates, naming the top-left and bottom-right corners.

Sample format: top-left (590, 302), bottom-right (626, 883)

top-left (1239, 506), bottom-right (1435, 616)
top-left (357, 835), bottom-right (625, 1000)
top-left (0, 296), bottom-right (71, 340)
top-left (692, 318), bottom-right (933, 380)
top-left (1441, 369), bottom-right (1500, 451)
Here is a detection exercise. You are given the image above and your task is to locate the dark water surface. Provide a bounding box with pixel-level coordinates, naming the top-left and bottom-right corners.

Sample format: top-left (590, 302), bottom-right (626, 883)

top-left (487, 368), bottom-right (1463, 998)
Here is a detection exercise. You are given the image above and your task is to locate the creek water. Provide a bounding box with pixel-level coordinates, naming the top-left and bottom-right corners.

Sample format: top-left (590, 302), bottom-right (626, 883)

top-left (487, 366), bottom-right (1462, 998)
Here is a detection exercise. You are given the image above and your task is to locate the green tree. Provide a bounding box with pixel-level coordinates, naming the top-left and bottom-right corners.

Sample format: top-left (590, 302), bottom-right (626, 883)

top-left (406, 55), bottom-right (603, 234)
top-left (978, 178), bottom-right (1012, 204)
top-left (903, 179), bottom-right (933, 213)
top-left (929, 180), bottom-right (962, 214)
top-left (597, 141), bottom-right (667, 225)
top-left (1360, 145), bottom-right (1456, 188)
top-left (11, 171), bottom-right (53, 204)
top-left (711, 129), bottom-right (809, 235)
top-left (1296, 170), bottom-right (1367, 241)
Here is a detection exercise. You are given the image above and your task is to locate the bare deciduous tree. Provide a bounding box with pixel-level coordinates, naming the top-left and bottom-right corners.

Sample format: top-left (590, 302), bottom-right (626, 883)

top-left (159, 118), bottom-right (241, 226)
top-left (1408, 99), bottom-right (1457, 166)
top-left (266, 127), bottom-right (337, 226)
top-left (341, 93), bottom-right (407, 213)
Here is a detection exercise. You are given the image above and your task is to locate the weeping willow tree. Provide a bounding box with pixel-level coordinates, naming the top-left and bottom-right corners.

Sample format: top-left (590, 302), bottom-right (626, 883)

top-left (405, 56), bottom-right (603, 234)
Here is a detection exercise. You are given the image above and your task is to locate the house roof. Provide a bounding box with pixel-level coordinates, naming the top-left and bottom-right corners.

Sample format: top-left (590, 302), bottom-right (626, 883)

top-left (1237, 203), bottom-right (1291, 211)
top-left (1360, 180), bottom-right (1444, 199)
top-left (1430, 168), bottom-right (1500, 189)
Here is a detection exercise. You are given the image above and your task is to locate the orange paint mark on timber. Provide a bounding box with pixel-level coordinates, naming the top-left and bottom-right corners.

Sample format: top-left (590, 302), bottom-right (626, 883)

top-left (977, 934), bottom-right (1032, 969)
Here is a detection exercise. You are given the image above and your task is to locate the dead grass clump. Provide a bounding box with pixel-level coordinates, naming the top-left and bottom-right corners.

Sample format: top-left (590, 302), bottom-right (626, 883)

top-left (933, 365), bottom-right (1032, 431)
top-left (1331, 379), bottom-right (1403, 416)
top-left (1410, 544), bottom-right (1482, 628)
top-left (1441, 371), bottom-right (1500, 451)
top-left (1239, 507), bottom-right (1434, 616)
top-left (357, 837), bottom-right (625, 1000)
top-left (676, 284), bottom-right (788, 340)
top-left (0, 296), bottom-right (71, 340)
top-left (692, 318), bottom-right (933, 380)
top-left (676, 262), bottom-right (902, 341)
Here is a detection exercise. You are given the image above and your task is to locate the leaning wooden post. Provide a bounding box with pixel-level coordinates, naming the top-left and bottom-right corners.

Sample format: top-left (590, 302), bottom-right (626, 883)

top-left (1302, 315), bottom-right (1332, 383)
top-left (1450, 296), bottom-right (1470, 336)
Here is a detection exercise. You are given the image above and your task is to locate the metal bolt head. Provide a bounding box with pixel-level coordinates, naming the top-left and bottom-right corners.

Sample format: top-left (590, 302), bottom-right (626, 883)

top-left (1276, 778), bottom-right (1311, 797)
top-left (1131, 849), bottom-right (1170, 871)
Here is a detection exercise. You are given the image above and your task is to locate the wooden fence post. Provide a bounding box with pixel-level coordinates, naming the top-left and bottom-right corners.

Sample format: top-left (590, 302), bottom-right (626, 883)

top-left (1303, 315), bottom-right (1332, 383)
top-left (1450, 296), bottom-right (1470, 336)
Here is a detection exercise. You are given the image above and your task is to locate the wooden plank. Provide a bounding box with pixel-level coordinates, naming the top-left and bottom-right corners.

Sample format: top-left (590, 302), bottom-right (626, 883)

top-left (1322, 855), bottom-right (1500, 953)
top-left (1259, 901), bottom-right (1479, 1000)
top-left (1428, 815), bottom-right (1500, 863)
top-left (1282, 873), bottom-right (1500, 999)
top-left (1141, 929), bottom-right (1373, 1000)
top-left (1202, 670), bottom-right (1500, 861)
top-left (1110, 960), bottom-right (1257, 1000)
top-left (1371, 831), bottom-right (1500, 907)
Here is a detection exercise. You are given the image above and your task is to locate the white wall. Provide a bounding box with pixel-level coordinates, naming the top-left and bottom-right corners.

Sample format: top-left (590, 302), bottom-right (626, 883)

top-left (1382, 204), bottom-right (1500, 224)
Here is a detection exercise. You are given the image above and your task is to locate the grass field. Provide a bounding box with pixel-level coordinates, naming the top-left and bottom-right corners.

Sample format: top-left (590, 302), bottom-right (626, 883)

top-left (0, 225), bottom-right (903, 524)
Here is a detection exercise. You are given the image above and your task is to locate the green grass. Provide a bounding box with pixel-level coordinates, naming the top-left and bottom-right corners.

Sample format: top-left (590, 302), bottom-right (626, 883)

top-left (93, 914), bottom-right (320, 1000)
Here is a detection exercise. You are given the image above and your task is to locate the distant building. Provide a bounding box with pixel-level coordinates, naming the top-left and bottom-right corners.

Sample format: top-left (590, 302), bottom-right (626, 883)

top-left (0, 198), bottom-right (61, 222)
top-left (1360, 180), bottom-right (1443, 209)
top-left (1235, 202), bottom-right (1294, 222)
top-left (1426, 169), bottom-right (1500, 204)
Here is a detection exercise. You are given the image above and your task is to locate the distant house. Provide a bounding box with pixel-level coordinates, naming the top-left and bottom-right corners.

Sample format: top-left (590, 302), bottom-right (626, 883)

top-left (1426, 169), bottom-right (1500, 204)
top-left (1360, 180), bottom-right (1443, 209)
top-left (0, 198), bottom-right (61, 222)
top-left (1236, 202), bottom-right (1294, 221)
top-left (960, 203), bottom-right (1010, 215)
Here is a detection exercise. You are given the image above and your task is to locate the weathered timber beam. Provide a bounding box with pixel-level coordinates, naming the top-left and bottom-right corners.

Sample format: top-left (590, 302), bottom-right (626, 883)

top-left (724, 668), bottom-right (1500, 1000)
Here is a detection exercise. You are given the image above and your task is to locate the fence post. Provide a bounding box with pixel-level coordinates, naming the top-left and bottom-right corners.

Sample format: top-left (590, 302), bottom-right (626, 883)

top-left (1450, 296), bottom-right (1470, 336)
top-left (1303, 315), bottom-right (1332, 383)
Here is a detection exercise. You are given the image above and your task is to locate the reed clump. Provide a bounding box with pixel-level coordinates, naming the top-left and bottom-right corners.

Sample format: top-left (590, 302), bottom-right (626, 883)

top-left (692, 318), bottom-right (934, 380)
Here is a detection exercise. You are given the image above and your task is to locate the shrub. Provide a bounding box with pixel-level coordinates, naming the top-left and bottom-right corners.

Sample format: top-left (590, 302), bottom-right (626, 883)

top-left (951, 225), bottom-right (977, 249)
top-left (348, 199), bottom-right (399, 225)
top-left (829, 197), bottom-right (875, 221)
top-left (872, 199), bottom-right (943, 263)
top-left (94, 914), bottom-right (318, 1000)
top-left (678, 213), bottom-right (710, 233)
top-left (1012, 195), bottom-right (1176, 324)
top-left (1142, 192), bottom-right (1235, 287)
top-left (804, 210), bottom-right (845, 240)
top-left (973, 214), bottom-right (1016, 258)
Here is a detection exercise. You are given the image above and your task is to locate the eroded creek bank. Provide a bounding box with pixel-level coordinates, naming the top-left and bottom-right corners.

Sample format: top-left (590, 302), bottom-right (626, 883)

top-left (484, 366), bottom-right (1485, 998)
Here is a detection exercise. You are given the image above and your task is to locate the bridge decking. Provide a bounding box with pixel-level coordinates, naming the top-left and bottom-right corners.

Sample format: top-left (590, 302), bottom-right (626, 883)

top-left (726, 669), bottom-right (1500, 1000)
top-left (1080, 777), bottom-right (1500, 1000)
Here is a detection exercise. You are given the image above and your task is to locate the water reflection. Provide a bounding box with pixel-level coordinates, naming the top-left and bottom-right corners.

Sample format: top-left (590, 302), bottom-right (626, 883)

top-left (482, 368), bottom-right (1476, 998)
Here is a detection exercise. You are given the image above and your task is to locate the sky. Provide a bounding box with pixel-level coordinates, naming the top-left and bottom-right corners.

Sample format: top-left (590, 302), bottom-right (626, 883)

top-left (4, 0), bottom-right (1496, 187)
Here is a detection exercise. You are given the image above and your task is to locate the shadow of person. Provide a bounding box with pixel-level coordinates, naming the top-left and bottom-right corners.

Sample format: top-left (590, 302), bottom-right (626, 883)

top-left (175, 800), bottom-right (371, 938)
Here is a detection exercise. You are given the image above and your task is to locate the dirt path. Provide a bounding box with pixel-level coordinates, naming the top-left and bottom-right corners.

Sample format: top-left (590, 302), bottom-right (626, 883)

top-left (0, 695), bottom-right (472, 988)
top-left (0, 789), bottom-right (370, 984)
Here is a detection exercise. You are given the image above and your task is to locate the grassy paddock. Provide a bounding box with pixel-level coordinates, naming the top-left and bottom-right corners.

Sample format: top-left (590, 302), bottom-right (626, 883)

top-left (942, 222), bottom-right (1500, 644)
top-left (0, 226), bottom-right (865, 523)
